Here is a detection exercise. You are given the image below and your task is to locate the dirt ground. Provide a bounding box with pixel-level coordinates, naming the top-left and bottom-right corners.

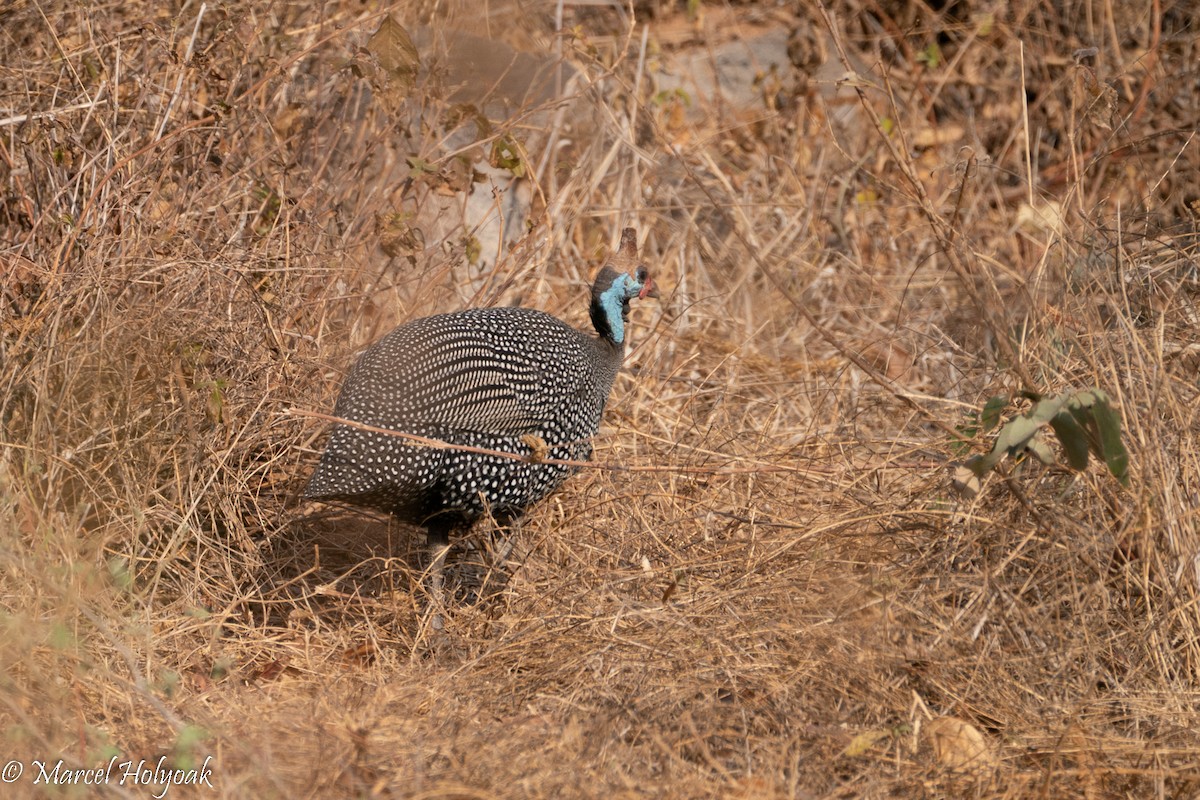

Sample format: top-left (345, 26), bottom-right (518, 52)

top-left (2, 1), bottom-right (1199, 797)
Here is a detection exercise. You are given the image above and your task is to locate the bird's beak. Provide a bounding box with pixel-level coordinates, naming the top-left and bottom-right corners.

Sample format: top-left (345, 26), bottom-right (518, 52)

top-left (639, 278), bottom-right (659, 300)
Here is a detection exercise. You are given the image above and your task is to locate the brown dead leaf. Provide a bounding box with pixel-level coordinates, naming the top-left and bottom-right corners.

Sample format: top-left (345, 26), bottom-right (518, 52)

top-left (927, 716), bottom-right (997, 774)
top-left (1076, 65), bottom-right (1117, 131)
top-left (0, 254), bottom-right (40, 319)
top-left (949, 464), bottom-right (981, 500)
top-left (367, 16), bottom-right (419, 90)
top-left (1017, 200), bottom-right (1065, 235)
top-left (343, 642), bottom-right (377, 666)
top-left (249, 659), bottom-right (289, 682)
top-left (521, 433), bottom-right (549, 463)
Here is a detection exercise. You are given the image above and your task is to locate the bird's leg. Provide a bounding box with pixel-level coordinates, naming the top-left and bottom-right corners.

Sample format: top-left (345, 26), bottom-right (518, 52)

top-left (424, 522), bottom-right (452, 633)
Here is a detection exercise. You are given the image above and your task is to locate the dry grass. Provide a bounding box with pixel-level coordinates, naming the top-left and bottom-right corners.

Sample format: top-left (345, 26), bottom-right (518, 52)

top-left (2, 0), bottom-right (1199, 797)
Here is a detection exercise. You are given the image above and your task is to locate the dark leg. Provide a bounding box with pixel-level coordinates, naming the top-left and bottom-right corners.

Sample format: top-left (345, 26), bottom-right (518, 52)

top-left (423, 519), bottom-right (453, 633)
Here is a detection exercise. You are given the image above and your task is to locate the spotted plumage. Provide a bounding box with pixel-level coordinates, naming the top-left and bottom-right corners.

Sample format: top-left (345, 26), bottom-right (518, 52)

top-left (305, 306), bottom-right (620, 527)
top-left (304, 228), bottom-right (656, 623)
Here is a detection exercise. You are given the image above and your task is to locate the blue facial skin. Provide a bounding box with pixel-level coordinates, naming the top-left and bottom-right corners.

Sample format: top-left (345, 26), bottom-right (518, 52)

top-left (597, 273), bottom-right (646, 344)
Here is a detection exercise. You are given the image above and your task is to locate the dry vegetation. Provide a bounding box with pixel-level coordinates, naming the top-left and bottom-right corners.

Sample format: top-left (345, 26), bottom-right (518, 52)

top-left (2, 0), bottom-right (1199, 797)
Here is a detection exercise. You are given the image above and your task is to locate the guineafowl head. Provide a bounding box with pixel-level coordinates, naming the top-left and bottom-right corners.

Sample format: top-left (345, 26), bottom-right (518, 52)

top-left (590, 228), bottom-right (658, 345)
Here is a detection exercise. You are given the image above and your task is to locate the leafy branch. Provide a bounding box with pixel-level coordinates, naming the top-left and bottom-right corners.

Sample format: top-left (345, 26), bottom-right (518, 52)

top-left (957, 389), bottom-right (1130, 494)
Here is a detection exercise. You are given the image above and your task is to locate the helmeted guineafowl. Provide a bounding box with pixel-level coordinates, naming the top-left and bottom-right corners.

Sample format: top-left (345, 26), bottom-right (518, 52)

top-left (304, 228), bottom-right (657, 626)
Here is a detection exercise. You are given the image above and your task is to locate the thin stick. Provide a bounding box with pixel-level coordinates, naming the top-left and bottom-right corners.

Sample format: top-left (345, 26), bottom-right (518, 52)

top-left (1021, 40), bottom-right (1034, 210)
top-left (288, 408), bottom-right (809, 475)
top-left (154, 2), bottom-right (208, 141)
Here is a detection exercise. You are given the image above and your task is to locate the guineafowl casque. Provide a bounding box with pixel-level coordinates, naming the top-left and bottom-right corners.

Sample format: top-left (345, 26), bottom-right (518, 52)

top-left (304, 228), bottom-right (657, 628)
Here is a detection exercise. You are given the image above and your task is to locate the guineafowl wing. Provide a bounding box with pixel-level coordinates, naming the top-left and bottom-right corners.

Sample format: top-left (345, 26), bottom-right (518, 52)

top-left (336, 307), bottom-right (597, 437)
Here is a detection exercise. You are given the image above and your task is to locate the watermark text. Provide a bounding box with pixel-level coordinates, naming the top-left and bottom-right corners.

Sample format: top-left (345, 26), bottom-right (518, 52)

top-left (2, 755), bottom-right (214, 798)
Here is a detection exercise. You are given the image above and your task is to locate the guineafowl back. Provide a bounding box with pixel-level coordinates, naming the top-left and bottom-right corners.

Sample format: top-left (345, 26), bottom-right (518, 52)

top-left (304, 306), bottom-right (624, 527)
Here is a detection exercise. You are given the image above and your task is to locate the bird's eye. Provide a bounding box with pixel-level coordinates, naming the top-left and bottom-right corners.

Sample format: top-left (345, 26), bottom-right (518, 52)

top-left (635, 266), bottom-right (648, 284)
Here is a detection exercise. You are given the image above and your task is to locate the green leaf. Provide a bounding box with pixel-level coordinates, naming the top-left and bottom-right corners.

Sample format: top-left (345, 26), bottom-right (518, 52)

top-left (1091, 397), bottom-right (1129, 485)
top-left (1068, 388), bottom-right (1101, 409)
top-left (48, 622), bottom-right (75, 650)
top-left (917, 42), bottom-right (942, 68)
top-left (172, 725), bottom-right (210, 770)
top-left (992, 396), bottom-right (1062, 457)
top-left (967, 451), bottom-right (1003, 477)
top-left (158, 669), bottom-right (181, 698)
top-left (107, 556), bottom-right (133, 592)
top-left (966, 387), bottom-right (1130, 488)
top-left (842, 728), bottom-right (890, 757)
top-left (651, 87), bottom-right (692, 107)
top-left (953, 425), bottom-right (977, 455)
top-left (406, 156), bottom-right (435, 177)
top-left (491, 136), bottom-right (525, 177)
top-left (206, 382), bottom-right (224, 424)
top-left (992, 415), bottom-right (1037, 455)
top-left (1026, 437), bottom-right (1056, 465)
top-left (1028, 395), bottom-right (1066, 425)
top-left (1049, 411), bottom-right (1090, 470)
top-left (981, 395), bottom-right (1008, 432)
top-left (463, 235), bottom-right (481, 266)
top-left (1064, 389), bottom-right (1127, 482)
top-left (1070, 400), bottom-right (1099, 438)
